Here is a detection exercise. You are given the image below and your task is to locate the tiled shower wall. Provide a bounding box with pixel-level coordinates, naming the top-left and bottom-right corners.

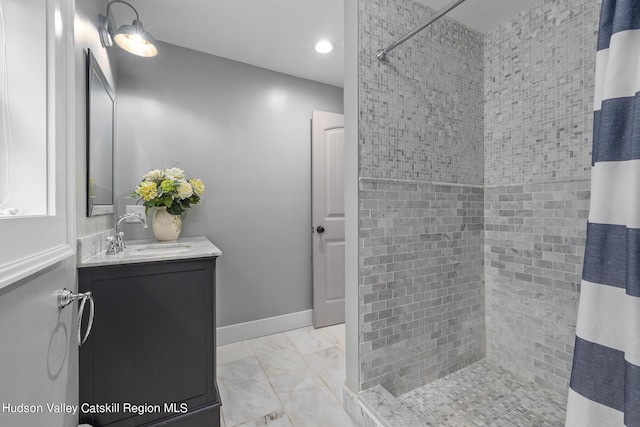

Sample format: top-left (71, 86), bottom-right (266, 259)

top-left (484, 0), bottom-right (598, 395)
top-left (359, 182), bottom-right (484, 395)
top-left (359, 1), bottom-right (484, 184)
top-left (358, 0), bottom-right (485, 395)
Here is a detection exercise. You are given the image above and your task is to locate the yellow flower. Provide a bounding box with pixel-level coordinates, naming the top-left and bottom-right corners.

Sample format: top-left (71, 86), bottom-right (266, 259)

top-left (136, 181), bottom-right (158, 202)
top-left (177, 180), bottom-right (193, 199)
top-left (189, 178), bottom-right (205, 196)
top-left (133, 168), bottom-right (204, 215)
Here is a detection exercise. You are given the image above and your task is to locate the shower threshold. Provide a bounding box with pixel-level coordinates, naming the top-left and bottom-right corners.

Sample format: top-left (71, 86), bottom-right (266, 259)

top-left (359, 360), bottom-right (567, 426)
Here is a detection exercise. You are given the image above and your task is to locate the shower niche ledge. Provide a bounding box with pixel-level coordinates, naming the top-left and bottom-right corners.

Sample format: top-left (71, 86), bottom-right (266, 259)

top-left (78, 237), bottom-right (221, 427)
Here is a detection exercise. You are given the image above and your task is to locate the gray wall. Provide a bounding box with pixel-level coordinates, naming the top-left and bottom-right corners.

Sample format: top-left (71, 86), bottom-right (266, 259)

top-left (483, 0), bottom-right (598, 395)
top-left (358, 0), bottom-right (485, 396)
top-left (113, 42), bottom-right (343, 327)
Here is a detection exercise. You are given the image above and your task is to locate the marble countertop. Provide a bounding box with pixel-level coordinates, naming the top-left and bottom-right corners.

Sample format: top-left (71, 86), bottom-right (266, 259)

top-left (77, 236), bottom-right (221, 268)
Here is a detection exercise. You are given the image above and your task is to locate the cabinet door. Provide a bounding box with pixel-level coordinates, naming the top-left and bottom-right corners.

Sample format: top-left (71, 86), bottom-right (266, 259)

top-left (80, 259), bottom-right (217, 427)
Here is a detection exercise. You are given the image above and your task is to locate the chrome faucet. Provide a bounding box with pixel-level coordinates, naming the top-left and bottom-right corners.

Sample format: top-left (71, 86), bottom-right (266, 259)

top-left (106, 213), bottom-right (148, 255)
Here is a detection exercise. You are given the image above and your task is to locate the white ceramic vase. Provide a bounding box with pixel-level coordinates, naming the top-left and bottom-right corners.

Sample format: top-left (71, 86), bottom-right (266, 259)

top-left (152, 207), bottom-right (182, 241)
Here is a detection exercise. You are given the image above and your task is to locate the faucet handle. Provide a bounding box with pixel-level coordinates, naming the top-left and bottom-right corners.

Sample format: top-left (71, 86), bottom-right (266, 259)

top-left (115, 231), bottom-right (125, 251)
top-left (105, 235), bottom-right (117, 255)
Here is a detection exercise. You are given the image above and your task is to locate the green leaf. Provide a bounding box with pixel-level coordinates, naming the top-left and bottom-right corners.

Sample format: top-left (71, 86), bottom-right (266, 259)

top-left (167, 204), bottom-right (183, 215)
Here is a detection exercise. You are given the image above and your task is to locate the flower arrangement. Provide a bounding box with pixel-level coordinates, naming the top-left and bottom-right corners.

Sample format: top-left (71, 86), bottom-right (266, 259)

top-left (132, 167), bottom-right (205, 216)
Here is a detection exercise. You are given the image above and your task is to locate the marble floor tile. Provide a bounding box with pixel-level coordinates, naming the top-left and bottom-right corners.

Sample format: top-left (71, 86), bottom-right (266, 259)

top-left (318, 323), bottom-right (346, 351)
top-left (218, 340), bottom-right (254, 364)
top-left (218, 324), bottom-right (354, 427)
top-left (218, 355), bottom-right (268, 385)
top-left (253, 346), bottom-right (309, 378)
top-left (277, 386), bottom-right (358, 427)
top-left (284, 326), bottom-right (335, 355)
top-left (218, 325), bottom-right (568, 427)
top-left (269, 365), bottom-right (326, 394)
top-left (236, 411), bottom-right (294, 427)
top-left (249, 332), bottom-right (297, 353)
top-left (219, 380), bottom-right (281, 427)
top-left (304, 346), bottom-right (346, 400)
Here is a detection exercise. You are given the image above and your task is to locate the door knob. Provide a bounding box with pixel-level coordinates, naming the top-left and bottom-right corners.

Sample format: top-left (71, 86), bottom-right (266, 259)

top-left (316, 226), bottom-right (325, 233)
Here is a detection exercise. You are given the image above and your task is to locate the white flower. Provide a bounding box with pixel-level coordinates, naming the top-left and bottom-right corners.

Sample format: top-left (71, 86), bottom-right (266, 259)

top-left (132, 167), bottom-right (204, 216)
top-left (143, 169), bottom-right (163, 181)
top-left (164, 167), bottom-right (185, 180)
top-left (176, 180), bottom-right (193, 199)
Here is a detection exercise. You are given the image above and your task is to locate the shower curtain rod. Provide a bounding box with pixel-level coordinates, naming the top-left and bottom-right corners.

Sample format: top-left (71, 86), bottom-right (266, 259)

top-left (376, 0), bottom-right (468, 61)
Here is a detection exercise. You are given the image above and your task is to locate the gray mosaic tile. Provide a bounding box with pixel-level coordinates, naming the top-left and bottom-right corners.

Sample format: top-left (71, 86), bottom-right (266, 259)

top-left (359, 0), bottom-right (484, 185)
top-left (484, 0), bottom-right (598, 187)
top-left (397, 360), bottom-right (567, 426)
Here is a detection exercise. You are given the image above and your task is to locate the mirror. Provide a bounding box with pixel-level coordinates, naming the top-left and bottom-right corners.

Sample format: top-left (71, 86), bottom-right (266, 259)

top-left (86, 49), bottom-right (115, 216)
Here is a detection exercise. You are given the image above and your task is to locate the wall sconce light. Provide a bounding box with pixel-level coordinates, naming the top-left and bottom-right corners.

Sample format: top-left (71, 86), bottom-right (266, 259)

top-left (99, 0), bottom-right (158, 57)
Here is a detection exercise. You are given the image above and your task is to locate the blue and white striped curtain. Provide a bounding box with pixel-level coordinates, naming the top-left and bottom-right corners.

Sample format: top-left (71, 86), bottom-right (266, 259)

top-left (566, 1), bottom-right (640, 426)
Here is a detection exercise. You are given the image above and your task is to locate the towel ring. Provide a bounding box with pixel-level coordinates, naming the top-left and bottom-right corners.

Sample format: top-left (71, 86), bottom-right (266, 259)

top-left (57, 288), bottom-right (95, 346)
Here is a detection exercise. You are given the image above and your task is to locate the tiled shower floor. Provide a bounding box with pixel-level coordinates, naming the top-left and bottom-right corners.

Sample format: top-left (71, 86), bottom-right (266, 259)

top-left (362, 360), bottom-right (567, 427)
top-left (399, 360), bottom-right (567, 426)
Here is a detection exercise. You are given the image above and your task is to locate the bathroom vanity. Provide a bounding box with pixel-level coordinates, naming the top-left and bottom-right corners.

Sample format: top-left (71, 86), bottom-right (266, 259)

top-left (77, 237), bottom-right (222, 427)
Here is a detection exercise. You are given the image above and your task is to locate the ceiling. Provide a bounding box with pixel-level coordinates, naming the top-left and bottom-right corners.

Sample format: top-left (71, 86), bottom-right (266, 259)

top-left (121, 0), bottom-right (539, 88)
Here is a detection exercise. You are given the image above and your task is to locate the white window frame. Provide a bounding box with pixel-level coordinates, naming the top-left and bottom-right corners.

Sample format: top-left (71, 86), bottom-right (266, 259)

top-left (0, 0), bottom-right (75, 290)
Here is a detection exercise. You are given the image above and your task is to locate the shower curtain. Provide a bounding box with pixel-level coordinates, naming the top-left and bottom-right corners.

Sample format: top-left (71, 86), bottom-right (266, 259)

top-left (566, 1), bottom-right (640, 426)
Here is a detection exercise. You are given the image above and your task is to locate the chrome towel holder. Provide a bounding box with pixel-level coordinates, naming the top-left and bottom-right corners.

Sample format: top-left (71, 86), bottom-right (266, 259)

top-left (57, 288), bottom-right (94, 346)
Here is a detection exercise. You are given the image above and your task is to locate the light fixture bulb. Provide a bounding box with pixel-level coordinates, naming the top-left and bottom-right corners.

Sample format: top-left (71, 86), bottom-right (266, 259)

top-left (314, 40), bottom-right (334, 54)
top-left (113, 20), bottom-right (158, 57)
top-left (114, 33), bottom-right (157, 57)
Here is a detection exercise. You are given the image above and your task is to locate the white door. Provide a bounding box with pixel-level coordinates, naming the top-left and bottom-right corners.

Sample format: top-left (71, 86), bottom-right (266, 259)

top-left (312, 110), bottom-right (345, 328)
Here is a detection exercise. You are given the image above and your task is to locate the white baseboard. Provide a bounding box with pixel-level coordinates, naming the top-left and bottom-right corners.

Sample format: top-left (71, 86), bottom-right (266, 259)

top-left (217, 309), bottom-right (313, 346)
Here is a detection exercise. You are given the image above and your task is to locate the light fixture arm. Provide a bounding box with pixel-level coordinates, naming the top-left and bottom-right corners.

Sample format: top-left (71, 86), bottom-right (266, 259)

top-left (105, 0), bottom-right (140, 23)
top-left (100, 0), bottom-right (140, 49)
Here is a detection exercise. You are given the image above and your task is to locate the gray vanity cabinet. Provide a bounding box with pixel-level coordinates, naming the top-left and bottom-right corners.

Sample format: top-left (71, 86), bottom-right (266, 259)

top-left (78, 257), bottom-right (220, 427)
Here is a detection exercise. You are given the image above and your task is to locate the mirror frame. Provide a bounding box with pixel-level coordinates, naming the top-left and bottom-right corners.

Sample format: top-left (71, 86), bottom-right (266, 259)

top-left (86, 48), bottom-right (115, 216)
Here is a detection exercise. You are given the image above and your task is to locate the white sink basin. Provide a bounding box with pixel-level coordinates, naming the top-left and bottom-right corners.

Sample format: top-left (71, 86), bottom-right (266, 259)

top-left (78, 237), bottom-right (221, 268)
top-left (128, 242), bottom-right (192, 256)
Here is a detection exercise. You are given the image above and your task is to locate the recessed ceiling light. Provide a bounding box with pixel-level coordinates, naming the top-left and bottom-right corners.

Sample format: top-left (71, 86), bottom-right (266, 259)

top-left (314, 40), bottom-right (334, 54)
